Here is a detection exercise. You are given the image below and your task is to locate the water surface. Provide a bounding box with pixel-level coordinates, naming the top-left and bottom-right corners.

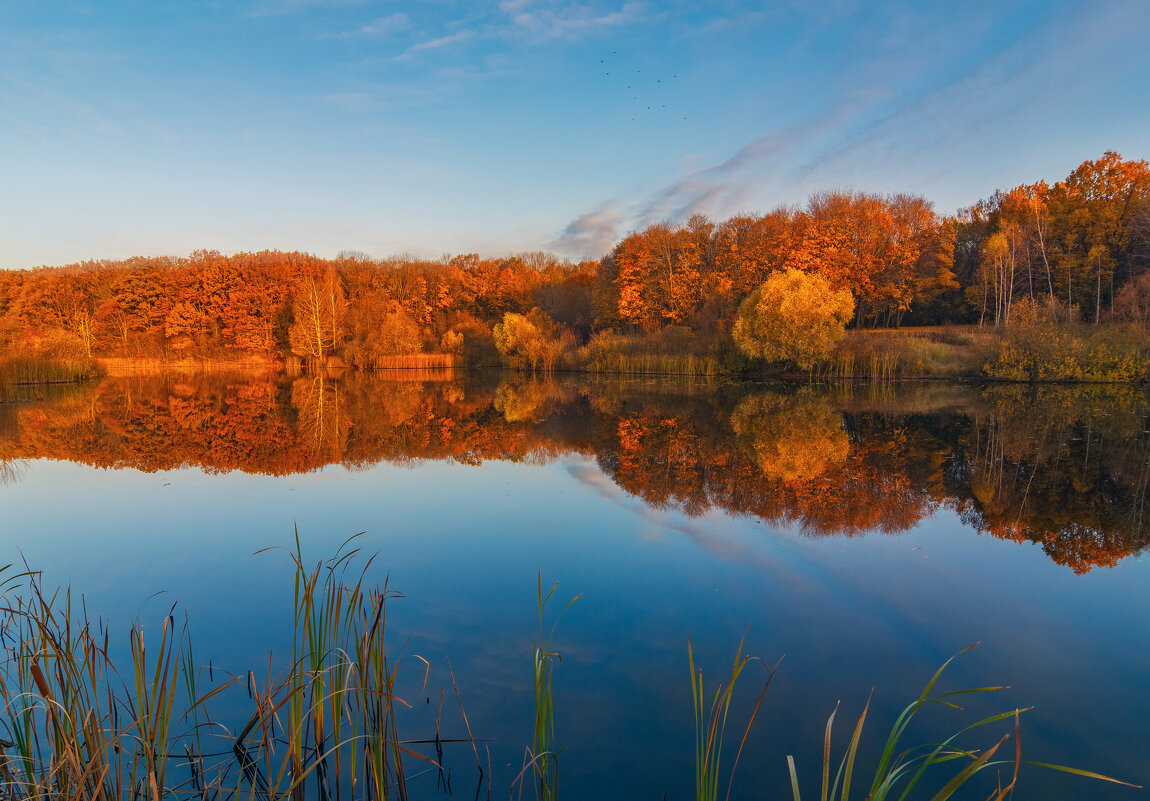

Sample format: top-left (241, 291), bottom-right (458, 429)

top-left (1, 372), bottom-right (1147, 800)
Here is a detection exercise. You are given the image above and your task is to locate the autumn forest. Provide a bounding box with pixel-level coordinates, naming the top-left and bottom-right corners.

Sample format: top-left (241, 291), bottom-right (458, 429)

top-left (2, 152), bottom-right (1149, 379)
top-left (5, 151), bottom-right (1150, 801)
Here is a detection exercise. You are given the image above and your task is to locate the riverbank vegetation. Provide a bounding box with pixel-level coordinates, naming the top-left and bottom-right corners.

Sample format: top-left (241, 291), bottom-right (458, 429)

top-left (0, 551), bottom-right (1135, 801)
top-left (0, 356), bottom-right (102, 399)
top-left (0, 152), bottom-right (1146, 382)
top-left (0, 541), bottom-right (460, 801)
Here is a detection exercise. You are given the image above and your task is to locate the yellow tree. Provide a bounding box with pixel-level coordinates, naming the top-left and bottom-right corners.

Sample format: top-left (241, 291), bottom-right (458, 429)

top-left (493, 310), bottom-right (562, 372)
top-left (289, 269), bottom-right (347, 365)
top-left (1048, 152), bottom-right (1150, 319)
top-left (732, 268), bottom-right (855, 370)
top-left (975, 231), bottom-right (1015, 326)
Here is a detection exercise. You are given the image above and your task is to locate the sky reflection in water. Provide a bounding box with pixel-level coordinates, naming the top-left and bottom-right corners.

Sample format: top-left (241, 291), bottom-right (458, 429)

top-left (0, 373), bottom-right (1147, 800)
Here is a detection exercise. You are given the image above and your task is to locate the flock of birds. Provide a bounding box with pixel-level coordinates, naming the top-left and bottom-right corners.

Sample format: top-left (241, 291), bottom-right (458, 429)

top-left (598, 51), bottom-right (686, 123)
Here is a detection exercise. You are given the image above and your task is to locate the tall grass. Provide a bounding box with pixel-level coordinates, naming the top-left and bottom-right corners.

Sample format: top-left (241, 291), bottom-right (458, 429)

top-left (0, 356), bottom-right (102, 393)
top-left (97, 356), bottom-right (277, 377)
top-left (518, 575), bottom-right (579, 801)
top-left (585, 352), bottom-right (721, 376)
top-left (981, 301), bottom-right (1149, 382)
top-left (581, 328), bottom-right (725, 376)
top-left (0, 569), bottom-right (184, 801)
top-left (819, 330), bottom-right (979, 380)
top-left (785, 644), bottom-right (1138, 801)
top-left (0, 553), bottom-right (1138, 801)
top-left (0, 536), bottom-right (451, 801)
top-left (688, 637), bottom-right (776, 801)
top-left (244, 531), bottom-right (437, 801)
top-left (364, 354), bottom-right (456, 370)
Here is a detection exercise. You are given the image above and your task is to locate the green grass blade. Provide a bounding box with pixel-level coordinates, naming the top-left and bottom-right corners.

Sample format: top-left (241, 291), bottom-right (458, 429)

top-left (839, 692), bottom-right (870, 801)
top-left (925, 733), bottom-right (1008, 801)
top-left (788, 755), bottom-right (803, 801)
top-left (1022, 761), bottom-right (1141, 787)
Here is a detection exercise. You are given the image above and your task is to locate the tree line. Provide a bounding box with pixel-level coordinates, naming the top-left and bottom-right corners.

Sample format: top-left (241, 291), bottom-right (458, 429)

top-left (0, 152), bottom-right (1146, 368)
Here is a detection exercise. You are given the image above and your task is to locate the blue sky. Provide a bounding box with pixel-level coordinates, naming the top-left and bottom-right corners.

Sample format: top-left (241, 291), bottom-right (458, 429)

top-left (1, 0), bottom-right (1147, 269)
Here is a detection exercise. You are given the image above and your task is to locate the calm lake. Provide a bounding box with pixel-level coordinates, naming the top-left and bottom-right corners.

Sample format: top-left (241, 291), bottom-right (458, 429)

top-left (1, 371), bottom-right (1147, 800)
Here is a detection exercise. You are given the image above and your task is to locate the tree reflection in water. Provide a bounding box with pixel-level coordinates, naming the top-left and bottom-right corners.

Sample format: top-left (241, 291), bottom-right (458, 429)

top-left (2, 372), bottom-right (1146, 573)
top-left (730, 390), bottom-right (849, 482)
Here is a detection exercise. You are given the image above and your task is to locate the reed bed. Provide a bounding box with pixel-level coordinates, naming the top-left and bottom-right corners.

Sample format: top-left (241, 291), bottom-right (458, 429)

top-left (688, 641), bottom-right (1136, 801)
top-left (0, 570), bottom-right (182, 801)
top-left (0, 535), bottom-right (454, 801)
top-left (0, 356), bottom-right (102, 392)
top-left (360, 367), bottom-right (459, 382)
top-left (96, 357), bottom-right (278, 377)
top-left (364, 354), bottom-right (456, 370)
top-left (783, 644), bottom-right (1135, 801)
top-left (585, 352), bottom-right (721, 376)
top-left (818, 330), bottom-right (978, 380)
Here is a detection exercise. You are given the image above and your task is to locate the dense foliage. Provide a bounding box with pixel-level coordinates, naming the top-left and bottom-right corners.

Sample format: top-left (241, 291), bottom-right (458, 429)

top-left (732, 269), bottom-right (854, 369)
top-left (0, 152), bottom-right (1146, 372)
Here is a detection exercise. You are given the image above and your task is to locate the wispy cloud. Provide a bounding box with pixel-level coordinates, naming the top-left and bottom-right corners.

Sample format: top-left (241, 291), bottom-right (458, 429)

top-left (550, 203), bottom-right (626, 258)
top-left (360, 13), bottom-right (411, 37)
top-left (248, 0), bottom-right (369, 18)
top-left (403, 28), bottom-right (475, 56)
top-left (769, 0), bottom-right (1150, 205)
top-left (321, 12), bottom-right (411, 40)
top-left (555, 0), bottom-right (1150, 251)
top-left (551, 110), bottom-right (858, 260)
top-left (631, 130), bottom-right (802, 227)
top-left (508, 1), bottom-right (643, 41)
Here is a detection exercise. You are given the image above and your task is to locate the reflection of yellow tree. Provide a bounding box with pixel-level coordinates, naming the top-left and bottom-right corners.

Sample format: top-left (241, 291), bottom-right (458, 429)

top-left (5, 372), bottom-right (1148, 573)
top-left (493, 379), bottom-right (554, 423)
top-left (291, 375), bottom-right (349, 458)
top-left (442, 382), bottom-right (465, 405)
top-left (729, 391), bottom-right (849, 482)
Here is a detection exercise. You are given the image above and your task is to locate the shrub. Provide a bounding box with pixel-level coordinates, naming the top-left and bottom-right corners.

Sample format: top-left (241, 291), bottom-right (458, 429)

top-left (733, 269), bottom-right (855, 371)
top-left (493, 310), bottom-right (573, 372)
top-left (983, 297), bottom-right (1148, 382)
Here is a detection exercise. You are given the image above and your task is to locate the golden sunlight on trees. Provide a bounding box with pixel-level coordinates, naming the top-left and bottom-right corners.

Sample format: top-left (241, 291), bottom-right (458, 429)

top-left (732, 268), bottom-right (855, 370)
top-left (492, 310), bottom-right (565, 372)
top-left (729, 391), bottom-right (850, 482)
top-left (345, 309), bottom-right (422, 369)
top-left (983, 296), bottom-right (1148, 382)
top-left (3, 151), bottom-right (1147, 379)
top-left (956, 152), bottom-right (1149, 325)
top-left (289, 269), bottom-right (348, 365)
top-left (493, 312), bottom-right (544, 370)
